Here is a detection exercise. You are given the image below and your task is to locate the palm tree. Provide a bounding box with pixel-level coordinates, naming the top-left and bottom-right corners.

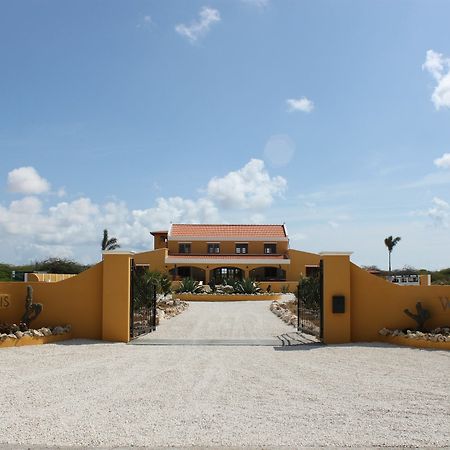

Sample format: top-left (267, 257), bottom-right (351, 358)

top-left (384, 235), bottom-right (401, 273)
top-left (102, 229), bottom-right (120, 251)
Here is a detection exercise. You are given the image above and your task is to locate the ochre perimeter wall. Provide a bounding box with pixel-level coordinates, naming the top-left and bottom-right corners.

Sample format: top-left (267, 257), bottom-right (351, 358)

top-left (350, 263), bottom-right (450, 342)
top-left (0, 263), bottom-right (103, 340)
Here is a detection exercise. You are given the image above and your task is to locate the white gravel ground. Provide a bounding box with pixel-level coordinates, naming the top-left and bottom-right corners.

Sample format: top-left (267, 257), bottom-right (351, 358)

top-left (146, 300), bottom-right (294, 340)
top-left (1, 301), bottom-right (449, 448)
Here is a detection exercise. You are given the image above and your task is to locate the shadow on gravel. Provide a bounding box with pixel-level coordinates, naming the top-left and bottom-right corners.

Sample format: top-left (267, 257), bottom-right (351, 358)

top-left (54, 339), bottom-right (120, 346)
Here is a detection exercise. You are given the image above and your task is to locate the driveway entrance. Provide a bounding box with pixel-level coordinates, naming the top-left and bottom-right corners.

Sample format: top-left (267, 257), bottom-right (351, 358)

top-left (131, 301), bottom-right (320, 346)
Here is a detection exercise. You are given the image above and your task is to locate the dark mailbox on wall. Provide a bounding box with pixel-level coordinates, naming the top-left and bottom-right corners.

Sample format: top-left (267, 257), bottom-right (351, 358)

top-left (332, 295), bottom-right (345, 313)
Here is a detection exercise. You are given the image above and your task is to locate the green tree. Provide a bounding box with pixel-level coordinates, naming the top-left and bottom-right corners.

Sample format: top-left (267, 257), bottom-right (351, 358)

top-left (34, 258), bottom-right (88, 274)
top-left (101, 229), bottom-right (120, 251)
top-left (384, 235), bottom-right (401, 273)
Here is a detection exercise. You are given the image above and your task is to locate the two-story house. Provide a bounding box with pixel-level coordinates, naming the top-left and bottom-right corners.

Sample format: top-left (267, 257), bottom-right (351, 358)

top-left (144, 224), bottom-right (320, 285)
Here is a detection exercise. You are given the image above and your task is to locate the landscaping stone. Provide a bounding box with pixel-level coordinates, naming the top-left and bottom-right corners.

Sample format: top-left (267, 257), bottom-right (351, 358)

top-left (378, 327), bottom-right (450, 342)
top-left (52, 326), bottom-right (65, 335)
top-left (14, 331), bottom-right (24, 339)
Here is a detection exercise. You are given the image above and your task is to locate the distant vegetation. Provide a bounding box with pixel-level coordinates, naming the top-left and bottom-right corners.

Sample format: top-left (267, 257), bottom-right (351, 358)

top-left (363, 265), bottom-right (450, 285)
top-left (0, 258), bottom-right (90, 282)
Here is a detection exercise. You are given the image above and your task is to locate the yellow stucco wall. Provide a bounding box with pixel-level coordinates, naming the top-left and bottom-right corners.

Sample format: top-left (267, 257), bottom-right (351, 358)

top-left (102, 252), bottom-right (133, 342)
top-left (168, 239), bottom-right (289, 255)
top-left (286, 249), bottom-right (321, 280)
top-left (350, 263), bottom-right (450, 342)
top-left (26, 273), bottom-right (76, 282)
top-left (321, 254), bottom-right (352, 344)
top-left (0, 264), bottom-right (103, 340)
top-left (133, 247), bottom-right (167, 268)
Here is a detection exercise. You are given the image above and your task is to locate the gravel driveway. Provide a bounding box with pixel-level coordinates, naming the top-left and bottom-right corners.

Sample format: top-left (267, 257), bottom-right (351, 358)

top-left (1, 301), bottom-right (449, 448)
top-left (138, 300), bottom-right (293, 342)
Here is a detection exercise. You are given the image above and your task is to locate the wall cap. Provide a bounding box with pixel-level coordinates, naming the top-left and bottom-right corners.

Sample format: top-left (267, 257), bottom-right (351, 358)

top-left (102, 250), bottom-right (135, 256)
top-left (319, 251), bottom-right (353, 256)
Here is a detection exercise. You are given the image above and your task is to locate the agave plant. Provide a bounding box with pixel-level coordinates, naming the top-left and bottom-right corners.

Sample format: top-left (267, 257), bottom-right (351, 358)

top-left (235, 278), bottom-right (262, 294)
top-left (158, 274), bottom-right (172, 296)
top-left (177, 277), bottom-right (203, 294)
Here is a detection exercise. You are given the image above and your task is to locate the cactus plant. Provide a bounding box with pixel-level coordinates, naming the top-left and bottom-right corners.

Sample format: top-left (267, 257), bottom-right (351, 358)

top-left (21, 285), bottom-right (43, 328)
top-left (404, 302), bottom-right (431, 331)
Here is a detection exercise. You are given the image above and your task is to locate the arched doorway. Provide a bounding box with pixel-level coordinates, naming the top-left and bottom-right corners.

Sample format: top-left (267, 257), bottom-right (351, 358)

top-left (249, 266), bottom-right (286, 282)
top-left (169, 266), bottom-right (206, 282)
top-left (211, 267), bottom-right (244, 284)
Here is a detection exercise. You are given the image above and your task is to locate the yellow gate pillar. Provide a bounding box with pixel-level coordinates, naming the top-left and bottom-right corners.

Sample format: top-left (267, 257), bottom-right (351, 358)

top-left (319, 252), bottom-right (352, 344)
top-left (102, 251), bottom-right (134, 342)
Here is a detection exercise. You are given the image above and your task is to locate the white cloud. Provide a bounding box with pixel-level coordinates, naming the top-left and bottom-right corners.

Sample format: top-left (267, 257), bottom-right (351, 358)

top-left (7, 166), bottom-right (50, 195)
top-left (434, 153), bottom-right (450, 169)
top-left (286, 97), bottom-right (314, 113)
top-left (207, 159), bottom-right (287, 209)
top-left (241, 0), bottom-right (269, 7)
top-left (263, 134), bottom-right (296, 167)
top-left (136, 14), bottom-right (152, 28)
top-left (427, 197), bottom-right (449, 227)
top-left (0, 159), bottom-right (287, 263)
top-left (175, 7), bottom-right (220, 43)
top-left (422, 49), bottom-right (450, 110)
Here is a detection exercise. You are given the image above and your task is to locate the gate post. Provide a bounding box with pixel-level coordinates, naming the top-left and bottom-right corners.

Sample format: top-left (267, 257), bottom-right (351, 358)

top-left (102, 251), bottom-right (135, 342)
top-left (319, 252), bottom-right (352, 344)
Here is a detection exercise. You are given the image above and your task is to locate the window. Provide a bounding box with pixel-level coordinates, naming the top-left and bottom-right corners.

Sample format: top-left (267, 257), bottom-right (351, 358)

top-left (178, 243), bottom-right (191, 254)
top-left (207, 243), bottom-right (220, 254)
top-left (235, 243), bottom-right (248, 254)
top-left (264, 243), bottom-right (277, 254)
top-left (306, 266), bottom-right (320, 278)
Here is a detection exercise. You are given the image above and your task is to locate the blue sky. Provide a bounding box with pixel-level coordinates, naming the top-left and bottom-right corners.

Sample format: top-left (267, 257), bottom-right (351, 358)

top-left (0, 0), bottom-right (449, 269)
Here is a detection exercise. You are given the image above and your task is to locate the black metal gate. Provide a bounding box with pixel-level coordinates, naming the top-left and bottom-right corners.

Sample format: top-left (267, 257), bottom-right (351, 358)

top-left (130, 260), bottom-right (157, 339)
top-left (297, 259), bottom-right (323, 339)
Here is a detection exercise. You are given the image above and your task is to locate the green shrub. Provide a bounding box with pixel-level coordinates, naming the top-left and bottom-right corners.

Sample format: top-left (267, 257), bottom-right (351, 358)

top-left (177, 277), bottom-right (203, 294)
top-left (235, 278), bottom-right (262, 294)
top-left (298, 275), bottom-right (320, 309)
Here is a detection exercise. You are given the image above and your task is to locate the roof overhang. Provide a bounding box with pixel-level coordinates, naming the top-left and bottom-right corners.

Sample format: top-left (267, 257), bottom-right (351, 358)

top-left (165, 256), bottom-right (291, 265)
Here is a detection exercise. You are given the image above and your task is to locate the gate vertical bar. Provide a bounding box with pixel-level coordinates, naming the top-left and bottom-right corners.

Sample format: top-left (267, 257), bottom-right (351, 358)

top-left (129, 259), bottom-right (135, 339)
top-left (151, 283), bottom-right (157, 331)
top-left (319, 258), bottom-right (324, 340)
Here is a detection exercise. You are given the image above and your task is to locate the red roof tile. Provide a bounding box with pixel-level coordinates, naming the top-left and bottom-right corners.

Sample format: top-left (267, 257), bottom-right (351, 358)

top-left (169, 224), bottom-right (287, 239)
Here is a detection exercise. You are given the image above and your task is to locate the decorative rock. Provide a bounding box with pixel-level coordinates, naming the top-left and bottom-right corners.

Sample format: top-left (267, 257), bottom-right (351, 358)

top-left (7, 334), bottom-right (17, 339)
top-left (379, 328), bottom-right (390, 336)
top-left (14, 331), bottom-right (24, 339)
top-left (52, 326), bottom-right (65, 335)
top-left (0, 334), bottom-right (8, 341)
top-left (222, 285), bottom-right (234, 294)
top-left (40, 328), bottom-right (52, 337)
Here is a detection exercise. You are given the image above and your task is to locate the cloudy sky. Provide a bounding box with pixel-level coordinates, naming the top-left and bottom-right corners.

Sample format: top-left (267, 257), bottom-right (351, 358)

top-left (0, 0), bottom-right (449, 269)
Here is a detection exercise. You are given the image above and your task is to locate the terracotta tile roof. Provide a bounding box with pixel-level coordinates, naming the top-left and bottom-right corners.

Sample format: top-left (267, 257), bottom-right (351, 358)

top-left (169, 224), bottom-right (287, 239)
